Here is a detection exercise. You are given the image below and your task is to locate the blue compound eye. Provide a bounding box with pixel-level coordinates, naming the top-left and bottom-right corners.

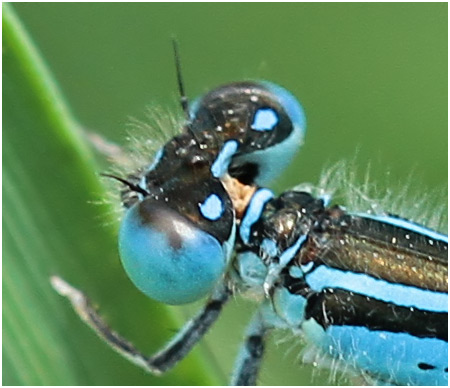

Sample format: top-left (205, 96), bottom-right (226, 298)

top-left (118, 172), bottom-right (235, 305)
top-left (190, 81), bottom-right (306, 185)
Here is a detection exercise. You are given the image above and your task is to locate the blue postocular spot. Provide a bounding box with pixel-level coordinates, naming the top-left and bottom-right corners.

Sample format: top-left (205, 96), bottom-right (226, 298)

top-left (251, 108), bottom-right (279, 131)
top-left (211, 140), bottom-right (239, 178)
top-left (199, 194), bottom-right (224, 221)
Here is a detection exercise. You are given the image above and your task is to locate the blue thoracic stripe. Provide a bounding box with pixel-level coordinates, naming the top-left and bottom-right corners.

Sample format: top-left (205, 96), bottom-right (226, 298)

top-left (279, 234), bottom-right (307, 267)
top-left (304, 264), bottom-right (448, 313)
top-left (239, 188), bottom-right (274, 244)
top-left (355, 213), bottom-right (448, 244)
top-left (211, 140), bottom-right (239, 178)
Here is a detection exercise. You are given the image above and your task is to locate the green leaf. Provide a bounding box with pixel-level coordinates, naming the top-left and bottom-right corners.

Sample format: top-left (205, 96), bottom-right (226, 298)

top-left (2, 4), bottom-right (219, 385)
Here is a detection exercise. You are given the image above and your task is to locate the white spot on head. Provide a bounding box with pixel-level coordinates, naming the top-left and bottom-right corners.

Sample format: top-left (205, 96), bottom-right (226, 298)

top-left (251, 108), bottom-right (279, 131)
top-left (199, 194), bottom-right (224, 221)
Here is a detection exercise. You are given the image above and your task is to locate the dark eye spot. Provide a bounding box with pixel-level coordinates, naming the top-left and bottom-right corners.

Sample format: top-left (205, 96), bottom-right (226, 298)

top-left (417, 362), bottom-right (436, 370)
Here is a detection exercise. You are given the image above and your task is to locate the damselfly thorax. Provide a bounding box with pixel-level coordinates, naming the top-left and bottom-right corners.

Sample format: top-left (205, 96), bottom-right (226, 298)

top-left (53, 54), bottom-right (448, 386)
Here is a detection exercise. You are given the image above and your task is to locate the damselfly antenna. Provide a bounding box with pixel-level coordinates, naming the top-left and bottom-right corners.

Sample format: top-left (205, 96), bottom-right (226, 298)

top-left (100, 173), bottom-right (149, 196)
top-left (172, 39), bottom-right (190, 120)
top-left (172, 39), bottom-right (204, 147)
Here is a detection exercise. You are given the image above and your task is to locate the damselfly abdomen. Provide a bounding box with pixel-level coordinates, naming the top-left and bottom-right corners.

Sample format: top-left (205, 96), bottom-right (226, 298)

top-left (52, 54), bottom-right (448, 385)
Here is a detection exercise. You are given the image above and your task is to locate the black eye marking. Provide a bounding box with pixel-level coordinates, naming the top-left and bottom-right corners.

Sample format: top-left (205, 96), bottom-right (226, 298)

top-left (417, 362), bottom-right (436, 370)
top-left (229, 162), bottom-right (259, 185)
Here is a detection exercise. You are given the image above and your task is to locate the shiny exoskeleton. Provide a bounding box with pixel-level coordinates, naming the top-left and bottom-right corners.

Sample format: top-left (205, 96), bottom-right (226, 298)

top-left (119, 81), bottom-right (305, 305)
top-left (235, 190), bottom-right (448, 385)
top-left (53, 80), bottom-right (448, 386)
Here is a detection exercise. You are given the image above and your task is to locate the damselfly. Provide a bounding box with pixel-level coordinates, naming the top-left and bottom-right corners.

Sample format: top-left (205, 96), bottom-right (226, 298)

top-left (52, 45), bottom-right (448, 386)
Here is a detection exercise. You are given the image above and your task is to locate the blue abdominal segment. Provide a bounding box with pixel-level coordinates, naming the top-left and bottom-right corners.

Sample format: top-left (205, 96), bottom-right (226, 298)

top-left (300, 285), bottom-right (448, 386)
top-left (304, 322), bottom-right (448, 386)
top-left (119, 200), bottom-right (228, 305)
top-left (326, 326), bottom-right (448, 386)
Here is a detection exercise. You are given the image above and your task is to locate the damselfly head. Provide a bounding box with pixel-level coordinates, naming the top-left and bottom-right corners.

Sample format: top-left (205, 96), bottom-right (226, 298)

top-left (118, 159), bottom-right (236, 305)
top-left (115, 79), bottom-right (307, 305)
top-left (114, 45), bottom-right (308, 306)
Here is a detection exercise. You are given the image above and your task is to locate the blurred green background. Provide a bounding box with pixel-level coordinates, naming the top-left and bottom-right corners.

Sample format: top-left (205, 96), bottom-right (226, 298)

top-left (4, 3), bottom-right (447, 386)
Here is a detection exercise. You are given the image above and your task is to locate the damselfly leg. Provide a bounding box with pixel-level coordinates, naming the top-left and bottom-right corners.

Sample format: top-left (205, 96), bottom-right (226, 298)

top-left (51, 277), bottom-right (231, 375)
